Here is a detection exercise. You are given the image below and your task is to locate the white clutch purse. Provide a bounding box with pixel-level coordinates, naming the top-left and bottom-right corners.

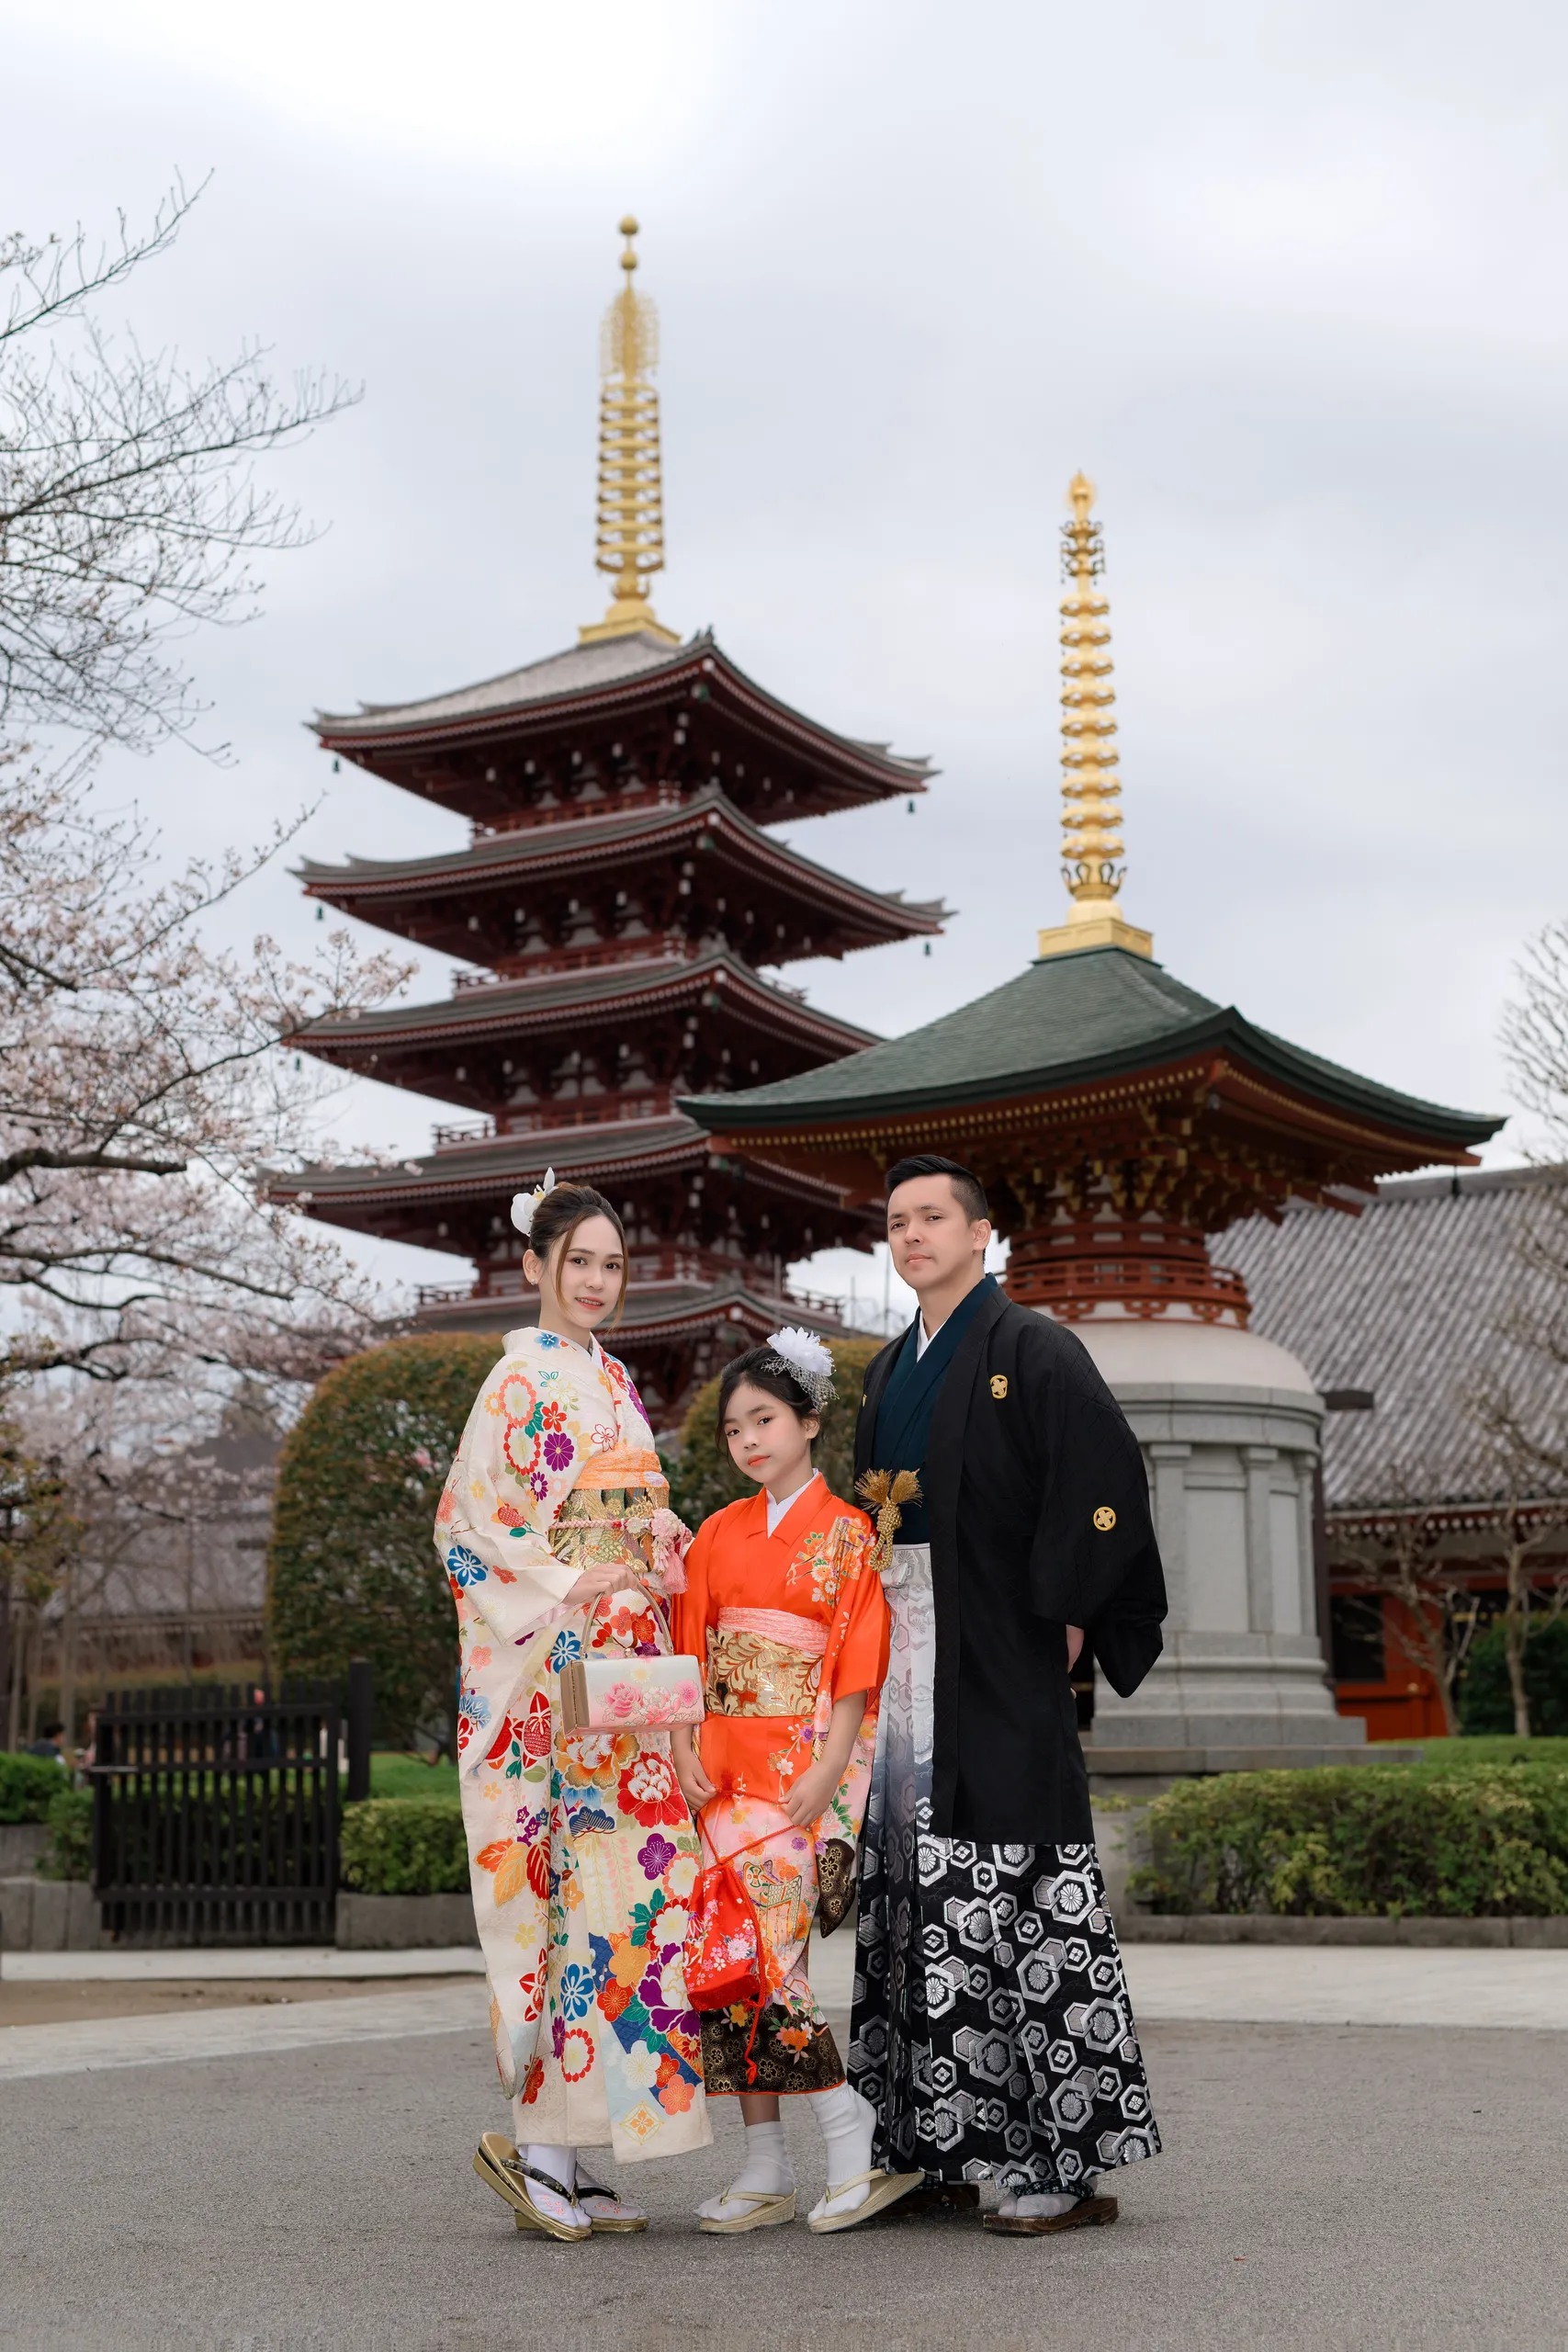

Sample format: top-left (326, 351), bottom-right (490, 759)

top-left (558, 1649), bottom-right (705, 1734)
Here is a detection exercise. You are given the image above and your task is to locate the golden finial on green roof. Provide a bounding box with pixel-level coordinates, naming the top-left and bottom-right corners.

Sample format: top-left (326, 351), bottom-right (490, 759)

top-left (580, 216), bottom-right (680, 647)
top-left (1037, 472), bottom-right (1153, 960)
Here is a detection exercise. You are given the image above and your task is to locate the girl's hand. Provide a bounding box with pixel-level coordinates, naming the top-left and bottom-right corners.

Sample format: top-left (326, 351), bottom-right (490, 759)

top-left (671, 1727), bottom-right (716, 1814)
top-left (563, 1562), bottom-right (631, 1609)
top-left (782, 1758), bottom-right (837, 1829)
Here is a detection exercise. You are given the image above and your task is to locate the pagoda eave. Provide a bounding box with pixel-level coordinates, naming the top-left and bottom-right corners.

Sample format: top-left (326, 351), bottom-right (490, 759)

top-left (292, 953), bottom-right (878, 1068)
top-left (314, 634), bottom-right (933, 825)
top-left (295, 785), bottom-right (947, 961)
top-left (682, 1044), bottom-right (1494, 1222)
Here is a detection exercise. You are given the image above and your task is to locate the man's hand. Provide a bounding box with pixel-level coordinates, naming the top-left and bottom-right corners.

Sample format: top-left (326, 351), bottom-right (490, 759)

top-left (671, 1725), bottom-right (716, 1814)
top-left (781, 1758), bottom-right (838, 1828)
top-left (1066, 1623), bottom-right (1085, 1672)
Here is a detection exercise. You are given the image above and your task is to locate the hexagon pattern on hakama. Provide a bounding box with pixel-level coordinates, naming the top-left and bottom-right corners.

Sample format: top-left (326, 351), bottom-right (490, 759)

top-left (847, 1542), bottom-right (1160, 2196)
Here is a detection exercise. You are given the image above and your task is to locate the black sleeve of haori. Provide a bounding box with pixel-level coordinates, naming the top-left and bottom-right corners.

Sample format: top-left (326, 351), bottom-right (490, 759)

top-left (1027, 1383), bottom-right (1168, 1699)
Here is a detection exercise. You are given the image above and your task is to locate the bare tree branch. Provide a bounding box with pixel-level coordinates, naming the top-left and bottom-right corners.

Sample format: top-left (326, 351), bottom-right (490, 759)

top-left (0, 180), bottom-right (360, 753)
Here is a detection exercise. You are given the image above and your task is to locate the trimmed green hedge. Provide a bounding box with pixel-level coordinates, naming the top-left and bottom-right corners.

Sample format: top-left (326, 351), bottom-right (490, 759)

top-left (36, 1785), bottom-right (92, 1882)
top-left (340, 1797), bottom-right (468, 1896)
top-left (1460, 1618), bottom-right (1568, 1737)
top-left (666, 1337), bottom-right (884, 1528)
top-left (267, 1332), bottom-right (505, 1750)
top-left (1130, 1763), bottom-right (1568, 1917)
top-left (0, 1752), bottom-right (67, 1823)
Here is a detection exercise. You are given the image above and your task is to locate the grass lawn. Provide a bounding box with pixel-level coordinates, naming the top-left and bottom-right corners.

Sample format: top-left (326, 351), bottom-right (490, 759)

top-left (366, 1751), bottom-right (459, 1802)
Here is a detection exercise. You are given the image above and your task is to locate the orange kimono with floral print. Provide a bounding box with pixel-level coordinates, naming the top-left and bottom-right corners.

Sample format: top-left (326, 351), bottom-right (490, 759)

top-left (674, 1475), bottom-right (890, 2096)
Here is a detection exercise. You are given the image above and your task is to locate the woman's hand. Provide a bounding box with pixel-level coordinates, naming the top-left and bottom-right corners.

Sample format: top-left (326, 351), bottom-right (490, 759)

top-left (563, 1561), bottom-right (633, 1610)
top-left (671, 1724), bottom-right (716, 1814)
top-left (781, 1758), bottom-right (838, 1829)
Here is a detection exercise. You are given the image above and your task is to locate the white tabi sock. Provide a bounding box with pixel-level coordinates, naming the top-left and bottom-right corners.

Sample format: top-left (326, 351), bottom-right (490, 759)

top-left (998, 2190), bottom-right (1081, 2219)
top-left (807, 2082), bottom-right (877, 2220)
top-left (523, 2141), bottom-right (587, 2230)
top-left (696, 2118), bottom-right (795, 2220)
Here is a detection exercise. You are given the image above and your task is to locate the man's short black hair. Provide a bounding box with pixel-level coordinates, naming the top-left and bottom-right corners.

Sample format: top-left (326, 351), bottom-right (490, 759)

top-left (885, 1154), bottom-right (989, 1226)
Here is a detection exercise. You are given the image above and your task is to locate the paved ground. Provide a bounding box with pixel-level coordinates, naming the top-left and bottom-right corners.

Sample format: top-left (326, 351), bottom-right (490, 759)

top-left (0, 1973), bottom-right (454, 2030)
top-left (3, 1970), bottom-right (1565, 2350)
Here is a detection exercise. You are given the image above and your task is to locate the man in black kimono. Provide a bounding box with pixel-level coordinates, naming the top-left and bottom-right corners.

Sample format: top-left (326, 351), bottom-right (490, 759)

top-left (843, 1154), bottom-right (1167, 2235)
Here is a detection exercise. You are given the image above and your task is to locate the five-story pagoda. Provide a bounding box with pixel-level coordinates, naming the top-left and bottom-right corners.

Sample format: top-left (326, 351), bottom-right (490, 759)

top-left (273, 220), bottom-right (943, 1421)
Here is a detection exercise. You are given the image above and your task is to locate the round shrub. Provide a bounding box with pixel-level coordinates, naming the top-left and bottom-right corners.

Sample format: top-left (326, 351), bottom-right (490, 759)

top-left (267, 1331), bottom-right (505, 1751)
top-left (0, 1752), bottom-right (69, 1824)
top-left (340, 1798), bottom-right (469, 1895)
top-left (1130, 1761), bottom-right (1568, 1917)
top-left (1460, 1617), bottom-right (1568, 1737)
top-left (665, 1337), bottom-right (885, 1529)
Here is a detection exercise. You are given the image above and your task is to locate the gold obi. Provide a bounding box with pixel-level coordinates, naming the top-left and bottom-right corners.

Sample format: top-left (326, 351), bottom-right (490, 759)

top-left (705, 1611), bottom-right (825, 1719)
top-left (548, 1480), bottom-right (657, 1583)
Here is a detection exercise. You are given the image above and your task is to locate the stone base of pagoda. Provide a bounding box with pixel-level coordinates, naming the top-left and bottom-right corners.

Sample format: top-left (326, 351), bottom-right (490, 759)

top-left (1056, 1310), bottom-right (1368, 1759)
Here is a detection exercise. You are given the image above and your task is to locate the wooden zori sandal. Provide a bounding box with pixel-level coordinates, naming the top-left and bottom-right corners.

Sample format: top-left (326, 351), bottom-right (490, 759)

top-left (472, 2133), bottom-right (590, 2242)
top-left (982, 2193), bottom-right (1120, 2237)
top-left (697, 2186), bottom-right (798, 2235)
top-left (807, 2167), bottom-right (925, 2233)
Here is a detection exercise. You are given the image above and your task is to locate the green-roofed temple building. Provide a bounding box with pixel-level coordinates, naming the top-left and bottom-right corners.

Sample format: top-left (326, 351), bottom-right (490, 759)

top-left (686, 476), bottom-right (1503, 1774)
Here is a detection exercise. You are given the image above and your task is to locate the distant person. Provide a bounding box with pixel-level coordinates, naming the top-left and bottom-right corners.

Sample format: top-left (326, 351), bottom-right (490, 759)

top-left (847, 1154), bottom-right (1168, 2235)
top-left (27, 1720), bottom-right (66, 1764)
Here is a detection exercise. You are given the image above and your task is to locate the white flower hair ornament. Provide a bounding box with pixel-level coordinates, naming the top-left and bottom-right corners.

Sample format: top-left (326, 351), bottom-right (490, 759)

top-left (761, 1325), bottom-right (836, 1414)
top-left (510, 1168), bottom-right (558, 1239)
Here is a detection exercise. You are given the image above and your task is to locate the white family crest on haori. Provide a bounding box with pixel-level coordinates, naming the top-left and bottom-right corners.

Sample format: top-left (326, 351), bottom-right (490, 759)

top-left (510, 1167), bottom-right (558, 1237)
top-left (762, 1324), bottom-right (835, 1412)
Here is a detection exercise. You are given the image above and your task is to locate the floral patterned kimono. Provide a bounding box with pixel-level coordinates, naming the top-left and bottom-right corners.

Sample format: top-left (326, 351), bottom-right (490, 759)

top-left (674, 1475), bottom-right (890, 2096)
top-left (435, 1326), bottom-right (711, 2165)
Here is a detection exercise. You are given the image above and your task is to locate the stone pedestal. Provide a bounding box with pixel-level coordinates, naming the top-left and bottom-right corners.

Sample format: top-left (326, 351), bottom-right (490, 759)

top-left (1066, 1317), bottom-right (1367, 1763)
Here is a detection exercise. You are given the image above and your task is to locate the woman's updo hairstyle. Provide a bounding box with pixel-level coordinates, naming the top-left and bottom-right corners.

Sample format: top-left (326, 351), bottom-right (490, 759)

top-left (716, 1346), bottom-right (819, 1455)
top-left (525, 1182), bottom-right (628, 1328)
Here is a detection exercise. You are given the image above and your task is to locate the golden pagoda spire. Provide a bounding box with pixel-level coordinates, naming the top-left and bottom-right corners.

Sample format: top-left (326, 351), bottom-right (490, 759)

top-left (1037, 472), bottom-right (1153, 959)
top-left (579, 216), bottom-right (680, 647)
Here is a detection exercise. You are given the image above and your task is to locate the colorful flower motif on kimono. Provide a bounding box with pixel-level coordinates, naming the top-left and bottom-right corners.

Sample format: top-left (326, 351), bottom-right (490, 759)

top-left (623, 2043), bottom-right (661, 2089)
top-left (548, 1628), bottom-right (583, 1676)
top-left (785, 1525), bottom-right (850, 1611)
top-left (446, 1544), bottom-right (487, 1590)
top-left (517, 1966), bottom-right (544, 2024)
top-left (637, 1833), bottom-right (678, 1881)
top-left (561, 1729), bottom-right (640, 1790)
top-left (617, 1751), bottom-right (686, 1826)
top-left (559, 2027), bottom-right (594, 2082)
top-left (456, 1686), bottom-right (491, 1754)
top-left (543, 1430), bottom-right (576, 1473)
top-left (557, 1961), bottom-right (596, 2022)
top-left (600, 1601), bottom-right (661, 1655)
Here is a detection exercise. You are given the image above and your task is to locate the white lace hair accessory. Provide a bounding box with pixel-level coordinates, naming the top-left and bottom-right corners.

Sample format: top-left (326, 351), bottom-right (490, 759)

top-left (761, 1325), bottom-right (835, 1414)
top-left (510, 1168), bottom-right (558, 1238)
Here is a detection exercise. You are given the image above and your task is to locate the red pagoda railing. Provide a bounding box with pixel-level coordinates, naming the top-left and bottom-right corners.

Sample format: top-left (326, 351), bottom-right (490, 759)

top-left (1006, 1219), bottom-right (1251, 1327)
top-left (430, 1095), bottom-right (676, 1151)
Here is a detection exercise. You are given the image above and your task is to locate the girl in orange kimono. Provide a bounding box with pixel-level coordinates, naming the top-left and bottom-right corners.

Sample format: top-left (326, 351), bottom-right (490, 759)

top-left (672, 1331), bottom-right (914, 2236)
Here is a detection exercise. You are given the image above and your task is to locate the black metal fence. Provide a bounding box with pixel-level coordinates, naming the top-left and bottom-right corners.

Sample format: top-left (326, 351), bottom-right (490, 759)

top-left (91, 1681), bottom-right (342, 1944)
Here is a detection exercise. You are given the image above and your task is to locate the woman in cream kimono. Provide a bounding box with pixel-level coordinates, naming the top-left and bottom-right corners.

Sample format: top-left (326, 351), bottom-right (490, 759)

top-left (435, 1175), bottom-right (710, 2241)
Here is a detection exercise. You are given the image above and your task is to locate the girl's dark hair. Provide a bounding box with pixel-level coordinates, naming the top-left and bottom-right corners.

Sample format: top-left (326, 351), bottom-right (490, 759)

top-left (525, 1183), bottom-right (628, 1329)
top-left (716, 1347), bottom-right (818, 1455)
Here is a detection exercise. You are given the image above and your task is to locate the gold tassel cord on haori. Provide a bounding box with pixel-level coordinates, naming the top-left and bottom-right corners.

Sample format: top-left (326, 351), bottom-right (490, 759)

top-left (854, 1470), bottom-right (922, 1578)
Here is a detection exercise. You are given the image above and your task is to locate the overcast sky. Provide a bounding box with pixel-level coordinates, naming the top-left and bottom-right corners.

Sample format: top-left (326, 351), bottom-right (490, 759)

top-left (7, 0), bottom-right (1566, 1307)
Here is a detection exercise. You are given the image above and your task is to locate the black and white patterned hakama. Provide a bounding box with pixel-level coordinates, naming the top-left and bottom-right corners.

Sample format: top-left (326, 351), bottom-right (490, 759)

top-left (847, 1544), bottom-right (1161, 2198)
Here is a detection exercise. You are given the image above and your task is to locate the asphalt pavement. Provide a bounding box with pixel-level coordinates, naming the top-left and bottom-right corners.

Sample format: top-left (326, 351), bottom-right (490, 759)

top-left (3, 1998), bottom-right (1564, 2350)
